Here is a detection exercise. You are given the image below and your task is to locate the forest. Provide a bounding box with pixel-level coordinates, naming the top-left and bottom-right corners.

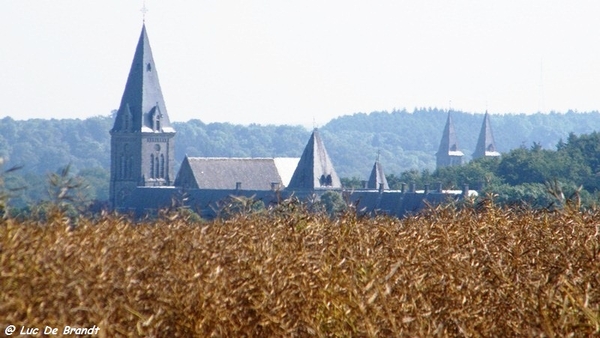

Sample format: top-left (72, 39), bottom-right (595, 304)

top-left (1, 108), bottom-right (600, 209)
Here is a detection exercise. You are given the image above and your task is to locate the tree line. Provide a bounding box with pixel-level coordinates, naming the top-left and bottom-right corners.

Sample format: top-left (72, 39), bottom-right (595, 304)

top-left (1, 109), bottom-right (600, 208)
top-left (351, 132), bottom-right (600, 208)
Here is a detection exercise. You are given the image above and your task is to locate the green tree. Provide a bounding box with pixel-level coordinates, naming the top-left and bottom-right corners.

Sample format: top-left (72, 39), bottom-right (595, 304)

top-left (320, 191), bottom-right (347, 216)
top-left (341, 177), bottom-right (364, 189)
top-left (78, 167), bottom-right (110, 201)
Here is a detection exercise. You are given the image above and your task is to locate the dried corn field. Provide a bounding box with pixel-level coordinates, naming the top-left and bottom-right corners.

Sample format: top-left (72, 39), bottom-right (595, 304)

top-left (1, 203), bottom-right (599, 337)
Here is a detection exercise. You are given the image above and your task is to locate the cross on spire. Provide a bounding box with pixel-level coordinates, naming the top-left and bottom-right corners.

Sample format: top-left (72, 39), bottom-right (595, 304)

top-left (141, 1), bottom-right (148, 23)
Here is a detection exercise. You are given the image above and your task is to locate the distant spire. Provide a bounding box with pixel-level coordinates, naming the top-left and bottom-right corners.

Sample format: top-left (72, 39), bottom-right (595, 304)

top-left (437, 112), bottom-right (461, 154)
top-left (472, 111), bottom-right (500, 159)
top-left (436, 112), bottom-right (464, 168)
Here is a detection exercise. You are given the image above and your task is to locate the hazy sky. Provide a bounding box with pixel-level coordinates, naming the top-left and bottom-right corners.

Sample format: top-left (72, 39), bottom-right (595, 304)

top-left (2, 1), bottom-right (600, 126)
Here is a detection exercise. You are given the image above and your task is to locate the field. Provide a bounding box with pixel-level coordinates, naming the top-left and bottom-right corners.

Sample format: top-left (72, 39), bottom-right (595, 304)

top-left (1, 201), bottom-right (599, 337)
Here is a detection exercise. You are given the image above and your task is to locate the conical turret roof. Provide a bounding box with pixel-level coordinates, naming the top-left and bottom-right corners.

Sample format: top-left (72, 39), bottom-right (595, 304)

top-left (367, 157), bottom-right (389, 190)
top-left (287, 129), bottom-right (341, 189)
top-left (472, 111), bottom-right (500, 159)
top-left (111, 25), bottom-right (174, 133)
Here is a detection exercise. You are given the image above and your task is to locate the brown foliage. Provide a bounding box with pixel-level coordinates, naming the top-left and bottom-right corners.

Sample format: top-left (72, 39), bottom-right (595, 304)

top-left (1, 203), bottom-right (599, 337)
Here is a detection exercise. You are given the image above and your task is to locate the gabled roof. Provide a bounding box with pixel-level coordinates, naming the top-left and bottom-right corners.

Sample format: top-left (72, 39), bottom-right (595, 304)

top-left (287, 129), bottom-right (341, 189)
top-left (472, 111), bottom-right (500, 159)
top-left (111, 25), bottom-right (174, 134)
top-left (436, 112), bottom-right (464, 157)
top-left (367, 159), bottom-right (389, 190)
top-left (174, 157), bottom-right (299, 191)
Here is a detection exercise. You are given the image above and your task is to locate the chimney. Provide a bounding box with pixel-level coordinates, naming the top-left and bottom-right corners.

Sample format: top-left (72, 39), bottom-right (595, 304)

top-left (236, 182), bottom-right (242, 190)
top-left (401, 183), bottom-right (406, 194)
top-left (409, 182), bottom-right (416, 193)
top-left (436, 182), bottom-right (443, 192)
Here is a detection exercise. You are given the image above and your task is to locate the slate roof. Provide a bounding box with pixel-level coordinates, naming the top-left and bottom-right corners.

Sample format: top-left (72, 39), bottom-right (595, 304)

top-left (121, 185), bottom-right (477, 219)
top-left (472, 111), bottom-right (501, 159)
top-left (367, 160), bottom-right (389, 190)
top-left (121, 186), bottom-right (283, 219)
top-left (345, 190), bottom-right (471, 218)
top-left (111, 25), bottom-right (174, 134)
top-left (174, 157), bottom-right (299, 191)
top-left (107, 25), bottom-right (481, 219)
top-left (287, 129), bottom-right (342, 190)
top-left (437, 112), bottom-right (464, 157)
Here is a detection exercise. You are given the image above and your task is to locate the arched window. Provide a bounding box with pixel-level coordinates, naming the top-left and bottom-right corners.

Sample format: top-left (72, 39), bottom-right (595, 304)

top-left (160, 154), bottom-right (165, 178)
top-left (150, 154), bottom-right (155, 179)
top-left (155, 156), bottom-right (160, 178)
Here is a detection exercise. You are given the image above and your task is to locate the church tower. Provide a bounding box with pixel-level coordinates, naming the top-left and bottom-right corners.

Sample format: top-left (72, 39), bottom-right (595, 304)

top-left (110, 25), bottom-right (176, 208)
top-left (436, 112), bottom-right (464, 169)
top-left (472, 111), bottom-right (501, 160)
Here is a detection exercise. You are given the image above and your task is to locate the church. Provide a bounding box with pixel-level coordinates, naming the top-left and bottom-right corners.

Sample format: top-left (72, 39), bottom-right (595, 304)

top-left (109, 25), bottom-right (493, 218)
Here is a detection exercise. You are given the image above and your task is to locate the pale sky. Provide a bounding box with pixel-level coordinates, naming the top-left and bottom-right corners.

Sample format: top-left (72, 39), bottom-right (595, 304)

top-left (2, 1), bottom-right (600, 127)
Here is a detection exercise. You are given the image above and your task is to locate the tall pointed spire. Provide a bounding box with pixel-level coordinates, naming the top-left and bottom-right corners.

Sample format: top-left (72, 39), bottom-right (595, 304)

top-left (472, 111), bottom-right (500, 159)
top-left (111, 25), bottom-right (174, 133)
top-left (110, 25), bottom-right (176, 209)
top-left (287, 129), bottom-right (341, 190)
top-left (367, 156), bottom-right (389, 190)
top-left (436, 112), bottom-right (464, 169)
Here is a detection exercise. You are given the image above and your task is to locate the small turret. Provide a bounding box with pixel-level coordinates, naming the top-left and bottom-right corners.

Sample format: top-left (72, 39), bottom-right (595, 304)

top-left (367, 153), bottom-right (389, 190)
top-left (287, 129), bottom-right (341, 190)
